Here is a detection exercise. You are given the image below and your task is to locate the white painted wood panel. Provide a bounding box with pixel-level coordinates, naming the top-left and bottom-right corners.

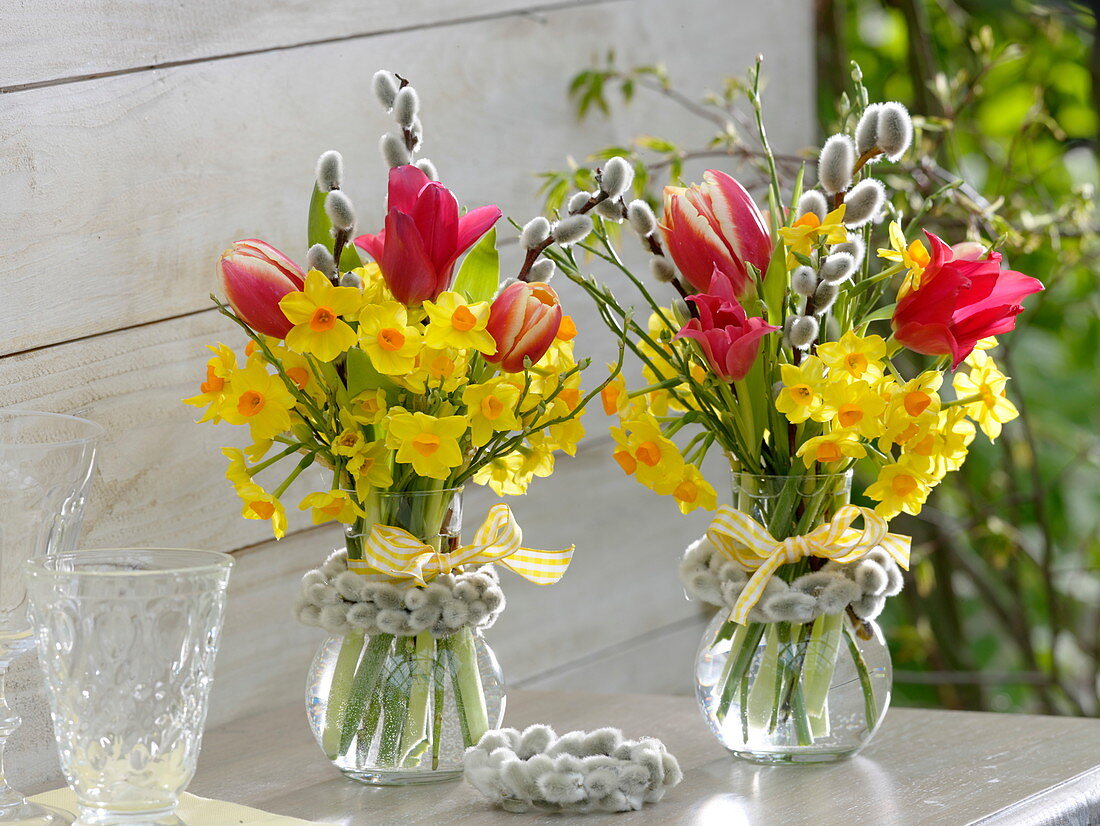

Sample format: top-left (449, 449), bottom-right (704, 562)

top-left (0, 0), bottom-right (813, 355)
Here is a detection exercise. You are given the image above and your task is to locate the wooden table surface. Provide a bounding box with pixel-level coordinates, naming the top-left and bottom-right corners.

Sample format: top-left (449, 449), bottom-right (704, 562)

top-left (190, 690), bottom-right (1100, 825)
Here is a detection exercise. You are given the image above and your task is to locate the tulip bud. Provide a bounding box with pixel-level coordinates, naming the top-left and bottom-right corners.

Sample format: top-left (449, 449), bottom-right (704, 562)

top-left (339, 270), bottom-right (363, 289)
top-left (528, 258), bottom-right (556, 282)
top-left (393, 86), bottom-right (419, 129)
top-left (380, 132), bottom-right (411, 167)
top-left (855, 103), bottom-right (882, 157)
top-left (594, 197), bottom-right (625, 222)
top-left (797, 190), bottom-right (828, 222)
top-left (372, 70), bottom-right (399, 110)
top-left (791, 266), bottom-right (817, 297)
top-left (650, 256), bottom-right (677, 283)
top-left (315, 150), bottom-right (343, 191)
top-left (599, 157), bottom-right (634, 200)
top-left (626, 199), bottom-right (657, 237)
top-left (568, 191), bottom-right (594, 213)
top-left (324, 190), bottom-right (356, 232)
top-left (843, 178), bottom-right (885, 227)
top-left (485, 281), bottom-right (563, 372)
top-left (877, 102), bottom-right (913, 161)
top-left (552, 215), bottom-right (594, 247)
top-left (415, 158), bottom-right (438, 180)
top-left (306, 243), bottom-right (336, 277)
top-left (788, 315), bottom-right (819, 349)
top-left (218, 239), bottom-right (306, 338)
top-left (813, 281), bottom-right (839, 314)
top-left (671, 299), bottom-right (691, 327)
top-left (520, 217), bottom-right (551, 249)
top-left (819, 252), bottom-right (857, 284)
top-left (831, 238), bottom-right (865, 266)
top-left (818, 134), bottom-right (856, 195)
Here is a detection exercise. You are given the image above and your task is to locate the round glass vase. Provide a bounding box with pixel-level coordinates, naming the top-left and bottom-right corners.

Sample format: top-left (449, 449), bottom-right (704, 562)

top-left (304, 487), bottom-right (506, 785)
top-left (693, 471), bottom-right (892, 764)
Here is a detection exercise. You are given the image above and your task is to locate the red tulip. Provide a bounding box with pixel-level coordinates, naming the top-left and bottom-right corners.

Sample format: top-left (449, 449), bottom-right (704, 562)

top-left (660, 170), bottom-right (773, 298)
top-left (485, 281), bottom-right (563, 372)
top-left (218, 239), bottom-right (306, 338)
top-left (354, 166), bottom-right (501, 305)
top-left (892, 231), bottom-right (1044, 368)
top-left (674, 271), bottom-right (779, 381)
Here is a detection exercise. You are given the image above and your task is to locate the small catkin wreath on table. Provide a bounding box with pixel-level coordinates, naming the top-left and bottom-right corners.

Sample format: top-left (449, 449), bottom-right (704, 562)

top-left (464, 725), bottom-right (682, 814)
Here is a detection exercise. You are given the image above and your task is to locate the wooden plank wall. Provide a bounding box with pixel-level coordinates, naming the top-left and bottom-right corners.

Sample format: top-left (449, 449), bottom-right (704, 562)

top-left (0, 0), bottom-right (812, 788)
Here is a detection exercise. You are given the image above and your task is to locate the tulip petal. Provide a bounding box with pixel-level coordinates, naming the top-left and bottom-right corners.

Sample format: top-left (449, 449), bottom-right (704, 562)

top-left (412, 182), bottom-right (459, 275)
top-left (353, 230), bottom-right (385, 263)
top-left (387, 165), bottom-right (431, 214)
top-left (219, 257), bottom-right (297, 338)
top-left (703, 170), bottom-right (773, 274)
top-left (455, 205), bottom-right (503, 256)
top-left (380, 210), bottom-right (438, 304)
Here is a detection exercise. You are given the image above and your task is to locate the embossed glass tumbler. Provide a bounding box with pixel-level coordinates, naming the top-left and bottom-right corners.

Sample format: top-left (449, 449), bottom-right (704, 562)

top-left (25, 550), bottom-right (233, 826)
top-left (0, 410), bottom-right (102, 826)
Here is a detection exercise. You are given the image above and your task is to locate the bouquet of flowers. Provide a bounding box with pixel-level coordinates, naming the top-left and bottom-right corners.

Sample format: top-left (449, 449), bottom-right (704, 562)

top-left (513, 60), bottom-right (1044, 760)
top-left (184, 70), bottom-right (616, 781)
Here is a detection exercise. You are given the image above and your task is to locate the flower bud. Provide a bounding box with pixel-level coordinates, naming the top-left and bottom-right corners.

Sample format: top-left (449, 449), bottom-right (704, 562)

top-left (218, 240), bottom-right (306, 338)
top-left (324, 190), bottom-right (356, 232)
top-left (813, 281), bottom-right (839, 314)
top-left (671, 299), bottom-right (691, 327)
top-left (528, 258), bottom-right (556, 281)
top-left (380, 132), bottom-right (411, 167)
top-left (552, 214), bottom-right (594, 247)
top-left (315, 150), bottom-right (343, 191)
top-left (877, 102), bottom-right (913, 161)
top-left (843, 178), bottom-right (886, 227)
top-left (650, 255), bottom-right (677, 283)
top-left (567, 191), bottom-right (593, 213)
top-left (819, 252), bottom-right (856, 284)
top-left (485, 281), bottom-right (563, 372)
top-left (788, 315), bottom-right (819, 349)
top-left (372, 70), bottom-right (399, 110)
top-left (594, 197), bottom-right (625, 222)
top-left (782, 316), bottom-right (796, 347)
top-left (393, 86), bottom-right (419, 129)
top-left (797, 190), bottom-right (828, 222)
top-left (599, 156), bottom-right (634, 200)
top-left (831, 238), bottom-right (864, 266)
top-left (306, 243), bottom-right (336, 277)
top-left (520, 216), bottom-right (551, 249)
top-left (791, 266), bottom-right (817, 296)
top-left (626, 199), bottom-right (657, 237)
top-left (414, 158), bottom-right (438, 180)
top-left (855, 103), bottom-right (882, 157)
top-left (339, 270), bottom-right (363, 289)
top-left (818, 134), bottom-right (856, 195)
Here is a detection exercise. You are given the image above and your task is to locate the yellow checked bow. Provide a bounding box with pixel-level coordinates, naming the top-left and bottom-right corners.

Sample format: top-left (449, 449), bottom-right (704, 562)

top-left (707, 504), bottom-right (911, 625)
top-left (347, 503), bottom-right (573, 587)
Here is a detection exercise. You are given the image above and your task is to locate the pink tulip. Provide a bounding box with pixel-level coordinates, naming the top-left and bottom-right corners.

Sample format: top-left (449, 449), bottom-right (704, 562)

top-left (218, 239), bottom-right (306, 338)
top-left (354, 166), bottom-right (501, 305)
top-left (485, 281), bottom-right (563, 372)
top-left (661, 170), bottom-right (773, 298)
top-left (674, 271), bottom-right (779, 381)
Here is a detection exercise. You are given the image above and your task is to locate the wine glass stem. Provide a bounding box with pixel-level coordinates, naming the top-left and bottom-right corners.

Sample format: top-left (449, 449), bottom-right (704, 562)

top-left (0, 670), bottom-right (28, 809)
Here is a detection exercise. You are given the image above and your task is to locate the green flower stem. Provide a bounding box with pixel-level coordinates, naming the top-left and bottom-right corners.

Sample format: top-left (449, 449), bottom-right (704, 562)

top-left (399, 632), bottom-right (435, 765)
top-left (322, 631), bottom-right (365, 759)
top-left (844, 621), bottom-right (879, 732)
top-left (357, 691), bottom-right (382, 765)
top-left (776, 623), bottom-right (813, 746)
top-left (338, 633), bottom-right (395, 756)
top-left (716, 621), bottom-right (766, 722)
top-left (377, 646), bottom-right (410, 767)
top-left (452, 626), bottom-right (489, 745)
top-left (431, 646), bottom-right (447, 770)
top-left (747, 624), bottom-right (780, 731)
top-left (442, 636), bottom-right (473, 747)
top-left (803, 613), bottom-right (844, 720)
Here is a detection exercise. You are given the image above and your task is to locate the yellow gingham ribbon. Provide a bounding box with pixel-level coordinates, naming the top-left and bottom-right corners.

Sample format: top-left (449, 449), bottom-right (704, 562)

top-left (347, 503), bottom-right (573, 586)
top-left (707, 504), bottom-right (911, 625)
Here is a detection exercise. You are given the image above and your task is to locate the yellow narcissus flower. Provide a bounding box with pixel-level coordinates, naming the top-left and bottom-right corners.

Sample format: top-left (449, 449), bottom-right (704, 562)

top-left (819, 380), bottom-right (887, 439)
top-left (279, 270), bottom-right (362, 362)
top-left (952, 350), bottom-right (1018, 441)
top-left (778, 205), bottom-right (847, 264)
top-left (623, 415), bottom-right (685, 494)
top-left (265, 343), bottom-right (321, 399)
top-left (545, 404), bottom-right (586, 457)
top-left (463, 380), bottom-right (521, 447)
top-left (385, 409), bottom-right (468, 479)
top-left (423, 291), bottom-right (496, 354)
top-left (517, 438), bottom-right (556, 481)
top-left (671, 464), bottom-right (717, 514)
top-left (355, 263), bottom-right (392, 306)
top-left (222, 447), bottom-right (251, 486)
top-left (865, 455), bottom-right (937, 519)
top-left (331, 416), bottom-right (367, 457)
top-left (878, 372), bottom-right (943, 450)
top-left (904, 407), bottom-right (975, 477)
top-left (775, 357), bottom-right (827, 424)
top-left (183, 343), bottom-right (238, 423)
top-left (299, 490), bottom-right (366, 525)
top-left (234, 482), bottom-right (287, 539)
top-left (348, 389), bottom-right (389, 426)
top-left (473, 452), bottom-right (529, 496)
top-left (400, 347), bottom-right (470, 394)
top-left (348, 440), bottom-right (394, 499)
top-left (796, 430), bottom-right (867, 468)
top-left (817, 331), bottom-right (887, 382)
top-left (244, 439), bottom-right (273, 462)
top-left (358, 301), bottom-right (424, 375)
top-left (878, 221), bottom-right (931, 298)
top-left (600, 370), bottom-right (630, 417)
top-left (221, 361), bottom-right (296, 441)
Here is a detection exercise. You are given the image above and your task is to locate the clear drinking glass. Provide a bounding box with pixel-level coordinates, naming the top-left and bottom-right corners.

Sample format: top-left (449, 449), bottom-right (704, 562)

top-left (0, 410), bottom-right (103, 825)
top-left (25, 550), bottom-right (233, 826)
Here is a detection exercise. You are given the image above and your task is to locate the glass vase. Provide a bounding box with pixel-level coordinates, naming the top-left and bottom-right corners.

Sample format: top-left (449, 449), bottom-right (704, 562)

top-left (304, 487), bottom-right (505, 785)
top-left (694, 471), bottom-right (892, 763)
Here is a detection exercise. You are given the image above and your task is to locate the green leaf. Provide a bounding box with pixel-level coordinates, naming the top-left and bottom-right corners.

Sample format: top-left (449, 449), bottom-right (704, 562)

top-left (345, 348), bottom-right (396, 399)
top-left (451, 228), bottom-right (499, 303)
top-left (636, 135), bottom-right (678, 153)
top-left (307, 184), bottom-right (363, 271)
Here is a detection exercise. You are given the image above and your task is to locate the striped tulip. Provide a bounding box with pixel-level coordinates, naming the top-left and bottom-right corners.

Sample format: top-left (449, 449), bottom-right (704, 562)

top-left (218, 239), bottom-right (306, 338)
top-left (661, 170), bottom-right (773, 298)
top-left (485, 281), bottom-right (563, 372)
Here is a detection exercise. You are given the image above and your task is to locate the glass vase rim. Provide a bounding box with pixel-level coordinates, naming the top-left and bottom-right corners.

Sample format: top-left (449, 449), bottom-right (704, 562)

top-left (0, 408), bottom-right (105, 449)
top-left (356, 485), bottom-right (465, 499)
top-left (24, 548), bottom-right (234, 579)
top-left (732, 470), bottom-right (854, 482)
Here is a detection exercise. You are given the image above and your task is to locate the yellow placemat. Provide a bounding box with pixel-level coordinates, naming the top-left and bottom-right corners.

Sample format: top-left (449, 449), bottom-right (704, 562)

top-left (30, 787), bottom-right (334, 825)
